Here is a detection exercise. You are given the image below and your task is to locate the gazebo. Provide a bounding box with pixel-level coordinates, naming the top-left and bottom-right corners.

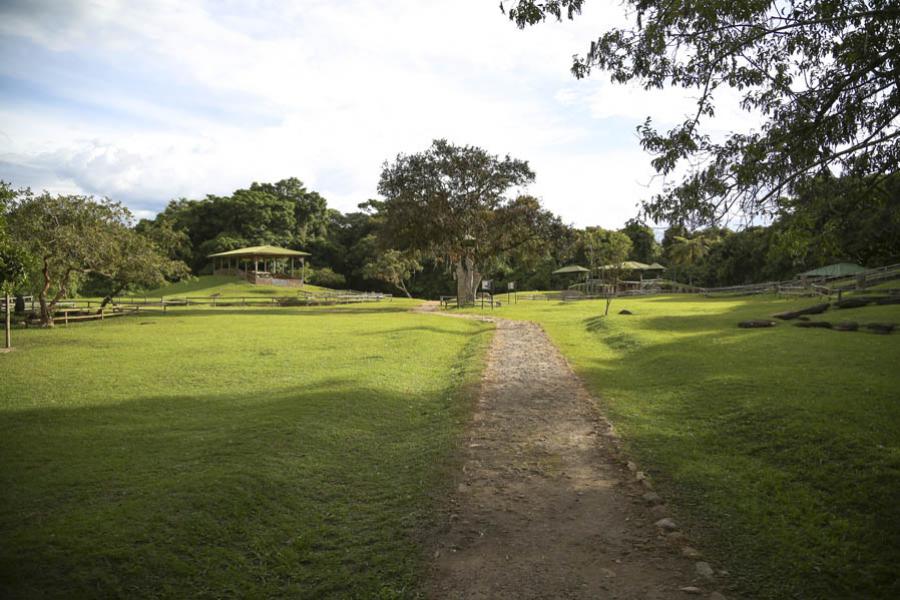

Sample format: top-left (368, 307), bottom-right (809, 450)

top-left (208, 245), bottom-right (311, 287)
top-left (799, 263), bottom-right (866, 278)
top-left (552, 265), bottom-right (591, 276)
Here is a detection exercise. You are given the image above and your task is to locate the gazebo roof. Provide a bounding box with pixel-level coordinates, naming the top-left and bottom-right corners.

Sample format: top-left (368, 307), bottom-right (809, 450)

top-left (598, 261), bottom-right (653, 270)
top-left (647, 262), bottom-right (667, 270)
top-left (207, 245), bottom-right (310, 258)
top-left (799, 262), bottom-right (866, 277)
top-left (552, 265), bottom-right (591, 274)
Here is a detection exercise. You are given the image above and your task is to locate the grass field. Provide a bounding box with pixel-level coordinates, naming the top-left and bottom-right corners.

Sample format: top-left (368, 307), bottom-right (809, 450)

top-left (463, 294), bottom-right (900, 598)
top-left (0, 301), bottom-right (492, 598)
top-left (141, 275), bottom-right (332, 298)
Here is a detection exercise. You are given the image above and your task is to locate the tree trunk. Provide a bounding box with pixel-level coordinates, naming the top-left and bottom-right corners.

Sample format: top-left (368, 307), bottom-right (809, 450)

top-left (397, 280), bottom-right (413, 299)
top-left (455, 256), bottom-right (480, 306)
top-left (4, 293), bottom-right (11, 349)
top-left (39, 257), bottom-right (53, 327)
top-left (100, 285), bottom-right (125, 312)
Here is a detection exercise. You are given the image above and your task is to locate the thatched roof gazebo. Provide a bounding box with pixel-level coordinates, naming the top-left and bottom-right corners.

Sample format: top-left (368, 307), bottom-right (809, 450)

top-left (208, 245), bottom-right (311, 287)
top-left (552, 265), bottom-right (591, 275)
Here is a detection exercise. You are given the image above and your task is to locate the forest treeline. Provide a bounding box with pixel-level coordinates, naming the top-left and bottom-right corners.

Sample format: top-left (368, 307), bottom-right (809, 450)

top-left (3, 166), bottom-right (898, 313)
top-left (136, 171), bottom-right (900, 296)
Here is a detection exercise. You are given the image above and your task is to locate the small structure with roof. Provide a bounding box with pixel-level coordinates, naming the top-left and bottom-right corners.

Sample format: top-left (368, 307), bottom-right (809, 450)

top-left (208, 245), bottom-right (311, 287)
top-left (799, 262), bottom-right (866, 278)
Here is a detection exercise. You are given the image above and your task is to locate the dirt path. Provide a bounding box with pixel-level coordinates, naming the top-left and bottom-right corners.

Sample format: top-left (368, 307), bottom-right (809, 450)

top-left (418, 302), bottom-right (727, 599)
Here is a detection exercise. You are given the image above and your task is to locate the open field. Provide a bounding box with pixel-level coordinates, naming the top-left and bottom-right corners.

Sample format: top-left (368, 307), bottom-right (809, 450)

top-left (144, 275), bottom-right (332, 298)
top-left (463, 294), bottom-right (900, 598)
top-left (0, 301), bottom-right (492, 598)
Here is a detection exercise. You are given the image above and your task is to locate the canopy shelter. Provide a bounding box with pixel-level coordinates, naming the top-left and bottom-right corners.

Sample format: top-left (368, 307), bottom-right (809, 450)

top-left (552, 265), bottom-right (591, 275)
top-left (208, 245), bottom-right (311, 286)
top-left (597, 261), bottom-right (653, 271)
top-left (799, 262), bottom-right (866, 278)
top-left (596, 261), bottom-right (667, 288)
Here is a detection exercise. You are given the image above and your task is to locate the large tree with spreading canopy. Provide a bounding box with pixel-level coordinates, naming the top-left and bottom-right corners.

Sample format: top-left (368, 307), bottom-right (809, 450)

top-left (504, 1), bottom-right (900, 225)
top-left (377, 139), bottom-right (556, 304)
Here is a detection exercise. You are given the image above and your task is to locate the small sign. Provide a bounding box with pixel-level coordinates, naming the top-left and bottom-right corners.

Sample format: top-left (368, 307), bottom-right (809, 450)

top-left (507, 281), bottom-right (516, 291)
top-left (481, 279), bottom-right (492, 291)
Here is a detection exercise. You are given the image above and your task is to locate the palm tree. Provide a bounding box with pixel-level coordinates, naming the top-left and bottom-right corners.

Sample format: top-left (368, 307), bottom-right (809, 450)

top-left (669, 235), bottom-right (717, 287)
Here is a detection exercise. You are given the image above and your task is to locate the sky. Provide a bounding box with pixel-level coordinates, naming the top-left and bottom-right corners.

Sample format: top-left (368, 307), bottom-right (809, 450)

top-left (0, 0), bottom-right (755, 228)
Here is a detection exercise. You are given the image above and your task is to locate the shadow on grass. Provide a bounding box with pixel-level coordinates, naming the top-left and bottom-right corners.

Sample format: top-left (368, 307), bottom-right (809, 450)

top-left (0, 379), bottom-right (469, 599)
top-left (155, 305), bottom-right (413, 318)
top-left (360, 324), bottom-right (494, 337)
top-left (572, 300), bottom-right (900, 599)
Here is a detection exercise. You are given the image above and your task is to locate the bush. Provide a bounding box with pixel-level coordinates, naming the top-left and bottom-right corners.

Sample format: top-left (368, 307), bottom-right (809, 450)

top-left (308, 267), bottom-right (346, 289)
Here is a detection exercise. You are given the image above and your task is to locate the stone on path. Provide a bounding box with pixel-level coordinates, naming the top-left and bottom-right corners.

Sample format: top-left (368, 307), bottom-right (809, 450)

top-left (655, 518), bottom-right (678, 531)
top-left (642, 491), bottom-right (662, 505)
top-left (694, 562), bottom-right (715, 579)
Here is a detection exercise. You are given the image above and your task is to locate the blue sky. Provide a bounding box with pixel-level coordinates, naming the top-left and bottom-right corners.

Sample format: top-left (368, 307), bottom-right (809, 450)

top-left (0, 0), bottom-right (751, 227)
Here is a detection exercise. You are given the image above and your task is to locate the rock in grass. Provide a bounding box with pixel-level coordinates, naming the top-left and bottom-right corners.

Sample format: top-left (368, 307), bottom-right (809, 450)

top-left (793, 321), bottom-right (832, 328)
top-left (654, 517), bottom-right (678, 530)
top-left (695, 562), bottom-right (715, 579)
top-left (681, 546), bottom-right (702, 558)
top-left (798, 303), bottom-right (830, 315)
top-left (738, 319), bottom-right (777, 328)
top-left (773, 310), bottom-right (799, 320)
top-left (709, 593), bottom-right (727, 600)
top-left (774, 302), bottom-right (830, 320)
top-left (834, 297), bottom-right (876, 309)
top-left (865, 323), bottom-right (895, 335)
top-left (833, 321), bottom-right (859, 332)
top-left (619, 309), bottom-right (633, 315)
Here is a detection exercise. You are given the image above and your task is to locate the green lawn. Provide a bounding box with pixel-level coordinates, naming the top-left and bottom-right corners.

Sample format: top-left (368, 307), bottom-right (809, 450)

top-left (140, 275), bottom-right (332, 298)
top-left (0, 301), bottom-right (492, 598)
top-left (464, 294), bottom-right (900, 599)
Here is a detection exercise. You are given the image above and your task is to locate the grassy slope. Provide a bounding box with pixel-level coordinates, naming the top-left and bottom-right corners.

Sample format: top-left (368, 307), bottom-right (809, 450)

top-left (466, 294), bottom-right (899, 599)
top-left (141, 275), bottom-right (332, 298)
top-left (0, 302), bottom-right (492, 598)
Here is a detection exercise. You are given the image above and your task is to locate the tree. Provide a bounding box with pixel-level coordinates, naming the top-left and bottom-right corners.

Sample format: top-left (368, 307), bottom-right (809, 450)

top-left (139, 178), bottom-right (329, 271)
top-left (7, 192), bottom-right (136, 326)
top-left (83, 229), bottom-right (190, 309)
top-left (0, 232), bottom-right (29, 350)
top-left (581, 227), bottom-right (632, 315)
top-left (505, 1), bottom-right (900, 225)
top-left (669, 234), bottom-right (719, 286)
top-left (377, 139), bottom-right (544, 305)
top-left (773, 171), bottom-right (900, 268)
top-left (362, 250), bottom-right (423, 298)
top-left (620, 218), bottom-right (660, 264)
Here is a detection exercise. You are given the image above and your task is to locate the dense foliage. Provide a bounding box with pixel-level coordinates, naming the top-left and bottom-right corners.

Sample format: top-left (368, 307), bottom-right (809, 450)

top-left (138, 177), bottom-right (328, 272)
top-left (4, 189), bottom-right (185, 326)
top-left (505, 1), bottom-right (900, 225)
top-left (376, 139), bottom-right (557, 304)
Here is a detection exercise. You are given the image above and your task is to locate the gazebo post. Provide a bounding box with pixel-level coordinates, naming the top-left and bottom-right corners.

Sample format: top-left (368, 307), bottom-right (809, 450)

top-left (301, 257), bottom-right (306, 285)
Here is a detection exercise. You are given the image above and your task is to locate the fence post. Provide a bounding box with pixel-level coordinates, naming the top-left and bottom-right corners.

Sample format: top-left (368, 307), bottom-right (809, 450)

top-left (64, 311), bottom-right (68, 327)
top-left (100, 309), bottom-right (104, 321)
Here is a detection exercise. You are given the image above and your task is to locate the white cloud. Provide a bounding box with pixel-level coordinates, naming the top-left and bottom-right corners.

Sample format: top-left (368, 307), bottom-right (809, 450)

top-left (0, 0), bottom-right (760, 228)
